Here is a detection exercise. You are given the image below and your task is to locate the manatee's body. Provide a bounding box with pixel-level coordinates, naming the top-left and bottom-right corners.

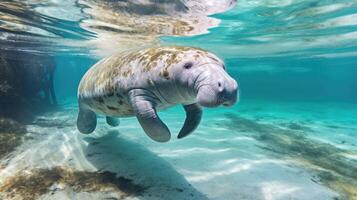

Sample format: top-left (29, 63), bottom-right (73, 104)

top-left (77, 46), bottom-right (238, 142)
top-left (78, 47), bottom-right (197, 117)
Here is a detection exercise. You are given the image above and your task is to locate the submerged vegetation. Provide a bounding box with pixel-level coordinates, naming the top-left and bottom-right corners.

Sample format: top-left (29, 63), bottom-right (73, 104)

top-left (0, 167), bottom-right (146, 200)
top-left (223, 113), bottom-right (357, 199)
top-left (0, 118), bottom-right (26, 159)
top-left (0, 52), bottom-right (57, 160)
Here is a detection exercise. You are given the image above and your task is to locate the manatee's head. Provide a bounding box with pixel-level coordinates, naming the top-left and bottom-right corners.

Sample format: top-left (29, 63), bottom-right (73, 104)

top-left (169, 47), bottom-right (239, 107)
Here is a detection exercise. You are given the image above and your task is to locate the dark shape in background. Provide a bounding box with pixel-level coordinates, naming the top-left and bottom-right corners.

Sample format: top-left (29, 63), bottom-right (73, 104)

top-left (0, 51), bottom-right (57, 122)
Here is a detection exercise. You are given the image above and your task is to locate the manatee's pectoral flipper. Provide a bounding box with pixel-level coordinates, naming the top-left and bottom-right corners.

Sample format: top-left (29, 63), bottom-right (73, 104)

top-left (178, 103), bottom-right (202, 139)
top-left (77, 106), bottom-right (97, 134)
top-left (129, 89), bottom-right (171, 143)
top-left (106, 117), bottom-right (120, 127)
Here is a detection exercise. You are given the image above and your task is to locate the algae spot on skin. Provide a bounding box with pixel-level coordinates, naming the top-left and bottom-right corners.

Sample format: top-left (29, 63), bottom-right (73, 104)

top-left (97, 97), bottom-right (104, 103)
top-left (149, 50), bottom-right (171, 63)
top-left (118, 100), bottom-right (124, 105)
top-left (106, 92), bottom-right (114, 97)
top-left (165, 51), bottom-right (182, 68)
top-left (107, 106), bottom-right (118, 111)
top-left (116, 93), bottom-right (123, 98)
top-left (104, 81), bottom-right (115, 96)
top-left (160, 69), bottom-right (170, 80)
top-left (144, 60), bottom-right (158, 72)
top-left (172, 46), bottom-right (201, 52)
top-left (147, 79), bottom-right (155, 86)
top-left (193, 54), bottom-right (200, 60)
top-left (142, 48), bottom-right (175, 72)
top-left (122, 69), bottom-right (133, 78)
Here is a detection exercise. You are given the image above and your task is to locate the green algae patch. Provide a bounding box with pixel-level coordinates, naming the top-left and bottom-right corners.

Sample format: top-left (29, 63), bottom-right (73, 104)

top-left (224, 113), bottom-right (357, 200)
top-left (0, 118), bottom-right (26, 159)
top-left (0, 167), bottom-right (147, 200)
top-left (315, 170), bottom-right (357, 200)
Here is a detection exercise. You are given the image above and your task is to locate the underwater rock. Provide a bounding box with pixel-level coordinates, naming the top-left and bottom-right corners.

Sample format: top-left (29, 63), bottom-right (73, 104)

top-left (0, 56), bottom-right (17, 98)
top-left (0, 53), bottom-right (57, 122)
top-left (0, 167), bottom-right (146, 200)
top-left (0, 118), bottom-right (26, 159)
top-left (224, 113), bottom-right (357, 200)
top-left (5, 53), bottom-right (57, 105)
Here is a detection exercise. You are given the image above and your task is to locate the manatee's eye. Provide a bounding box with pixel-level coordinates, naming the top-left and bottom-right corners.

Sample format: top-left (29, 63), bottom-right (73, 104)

top-left (183, 62), bottom-right (193, 69)
top-left (222, 65), bottom-right (226, 70)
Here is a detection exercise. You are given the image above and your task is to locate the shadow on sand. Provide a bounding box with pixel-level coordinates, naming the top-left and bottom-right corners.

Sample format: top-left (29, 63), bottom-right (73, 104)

top-left (84, 130), bottom-right (209, 200)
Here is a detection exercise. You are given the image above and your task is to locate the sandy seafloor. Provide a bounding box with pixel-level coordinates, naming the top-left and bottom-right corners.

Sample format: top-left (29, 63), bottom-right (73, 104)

top-left (1, 100), bottom-right (356, 200)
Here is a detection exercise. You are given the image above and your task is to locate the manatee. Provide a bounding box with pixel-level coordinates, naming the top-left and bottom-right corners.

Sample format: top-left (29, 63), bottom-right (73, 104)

top-left (77, 46), bottom-right (238, 142)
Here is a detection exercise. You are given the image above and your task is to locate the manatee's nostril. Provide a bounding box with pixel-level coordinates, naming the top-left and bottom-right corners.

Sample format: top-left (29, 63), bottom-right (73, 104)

top-left (218, 82), bottom-right (224, 93)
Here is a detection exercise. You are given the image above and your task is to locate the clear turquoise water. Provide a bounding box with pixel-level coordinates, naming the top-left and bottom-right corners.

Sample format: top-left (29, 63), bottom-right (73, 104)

top-left (163, 1), bottom-right (357, 103)
top-left (0, 1), bottom-right (356, 199)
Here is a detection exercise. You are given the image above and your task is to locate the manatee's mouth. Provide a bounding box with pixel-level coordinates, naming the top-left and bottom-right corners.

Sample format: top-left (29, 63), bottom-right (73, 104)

top-left (193, 62), bottom-right (238, 108)
top-left (223, 102), bottom-right (232, 106)
top-left (219, 88), bottom-right (238, 107)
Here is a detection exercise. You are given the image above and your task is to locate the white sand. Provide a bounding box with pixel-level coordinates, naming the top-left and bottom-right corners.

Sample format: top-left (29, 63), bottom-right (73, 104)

top-left (0, 103), bottom-right (340, 200)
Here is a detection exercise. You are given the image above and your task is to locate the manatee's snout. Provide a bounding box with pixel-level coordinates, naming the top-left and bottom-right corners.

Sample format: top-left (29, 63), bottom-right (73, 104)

top-left (219, 78), bottom-right (238, 107)
top-left (196, 65), bottom-right (238, 108)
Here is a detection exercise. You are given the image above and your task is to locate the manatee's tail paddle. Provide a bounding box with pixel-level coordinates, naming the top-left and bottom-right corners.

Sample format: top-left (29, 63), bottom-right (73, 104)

top-left (77, 107), bottom-right (97, 134)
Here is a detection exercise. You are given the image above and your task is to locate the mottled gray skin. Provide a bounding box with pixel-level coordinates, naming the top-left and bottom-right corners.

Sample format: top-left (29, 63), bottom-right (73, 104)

top-left (77, 46), bottom-right (238, 142)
